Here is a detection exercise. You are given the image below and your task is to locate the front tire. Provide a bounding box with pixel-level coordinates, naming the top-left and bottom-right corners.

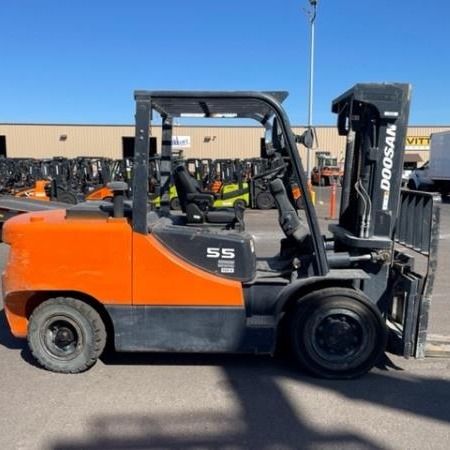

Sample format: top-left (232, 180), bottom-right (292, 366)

top-left (289, 287), bottom-right (387, 379)
top-left (27, 298), bottom-right (106, 373)
top-left (170, 197), bottom-right (181, 210)
top-left (233, 199), bottom-right (247, 210)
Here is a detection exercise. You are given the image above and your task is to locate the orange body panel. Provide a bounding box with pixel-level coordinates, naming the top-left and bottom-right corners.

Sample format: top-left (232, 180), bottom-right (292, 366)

top-left (291, 185), bottom-right (301, 200)
top-left (3, 297), bottom-right (28, 337)
top-left (14, 180), bottom-right (50, 201)
top-left (320, 168), bottom-right (341, 176)
top-left (2, 210), bottom-right (132, 337)
top-left (132, 233), bottom-right (243, 306)
top-left (311, 167), bottom-right (343, 184)
top-left (2, 209), bottom-right (244, 337)
top-left (86, 186), bottom-right (113, 200)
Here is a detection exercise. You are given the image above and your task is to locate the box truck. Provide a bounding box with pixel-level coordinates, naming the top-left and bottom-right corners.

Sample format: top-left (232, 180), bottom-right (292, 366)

top-left (428, 131), bottom-right (450, 195)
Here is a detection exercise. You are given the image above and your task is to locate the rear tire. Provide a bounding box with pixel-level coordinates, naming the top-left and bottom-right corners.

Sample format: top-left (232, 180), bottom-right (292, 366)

top-left (57, 190), bottom-right (78, 204)
top-left (27, 298), bottom-right (106, 373)
top-left (256, 192), bottom-right (275, 210)
top-left (289, 287), bottom-right (387, 379)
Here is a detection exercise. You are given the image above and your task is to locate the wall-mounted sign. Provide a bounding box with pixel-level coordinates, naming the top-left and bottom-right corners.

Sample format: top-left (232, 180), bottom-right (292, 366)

top-left (405, 136), bottom-right (430, 150)
top-left (172, 136), bottom-right (191, 148)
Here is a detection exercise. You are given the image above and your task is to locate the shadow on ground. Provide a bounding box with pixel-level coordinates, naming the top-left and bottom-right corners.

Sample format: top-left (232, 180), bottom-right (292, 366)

top-left (51, 351), bottom-right (450, 450)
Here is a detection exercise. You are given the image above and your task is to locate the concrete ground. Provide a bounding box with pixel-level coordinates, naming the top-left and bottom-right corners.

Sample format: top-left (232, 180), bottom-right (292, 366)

top-left (1, 188), bottom-right (449, 450)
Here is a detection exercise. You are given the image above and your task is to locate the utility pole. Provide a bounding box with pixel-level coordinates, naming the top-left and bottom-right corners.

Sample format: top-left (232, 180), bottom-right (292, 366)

top-left (305, 0), bottom-right (317, 184)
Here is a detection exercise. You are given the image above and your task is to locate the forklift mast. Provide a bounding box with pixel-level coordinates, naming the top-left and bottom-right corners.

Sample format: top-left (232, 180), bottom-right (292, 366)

top-left (330, 83), bottom-right (411, 247)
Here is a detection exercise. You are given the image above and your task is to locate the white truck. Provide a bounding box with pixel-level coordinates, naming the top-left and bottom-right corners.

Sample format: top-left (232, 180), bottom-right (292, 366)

top-left (408, 131), bottom-right (450, 194)
top-left (428, 131), bottom-right (450, 194)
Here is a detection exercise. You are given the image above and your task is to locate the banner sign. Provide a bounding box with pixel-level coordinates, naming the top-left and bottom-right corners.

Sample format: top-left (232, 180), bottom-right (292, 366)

top-left (172, 136), bottom-right (191, 148)
top-left (405, 136), bottom-right (430, 150)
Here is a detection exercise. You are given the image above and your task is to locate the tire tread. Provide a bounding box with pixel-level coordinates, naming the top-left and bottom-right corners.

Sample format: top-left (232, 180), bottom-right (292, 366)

top-left (27, 297), bottom-right (107, 374)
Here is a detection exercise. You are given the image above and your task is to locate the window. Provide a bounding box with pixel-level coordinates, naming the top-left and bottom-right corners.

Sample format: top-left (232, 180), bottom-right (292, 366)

top-left (0, 136), bottom-right (6, 157)
top-left (122, 137), bottom-right (157, 159)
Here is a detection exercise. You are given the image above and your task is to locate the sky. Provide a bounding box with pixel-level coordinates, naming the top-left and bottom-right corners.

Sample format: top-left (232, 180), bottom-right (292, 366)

top-left (1, 0), bottom-right (449, 126)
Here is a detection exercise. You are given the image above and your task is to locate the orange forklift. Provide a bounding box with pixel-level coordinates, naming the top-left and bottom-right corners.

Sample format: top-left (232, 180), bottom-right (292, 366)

top-left (311, 153), bottom-right (343, 186)
top-left (1, 85), bottom-right (440, 378)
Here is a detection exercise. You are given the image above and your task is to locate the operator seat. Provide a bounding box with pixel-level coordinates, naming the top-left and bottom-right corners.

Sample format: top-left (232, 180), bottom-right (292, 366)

top-left (173, 164), bottom-right (244, 230)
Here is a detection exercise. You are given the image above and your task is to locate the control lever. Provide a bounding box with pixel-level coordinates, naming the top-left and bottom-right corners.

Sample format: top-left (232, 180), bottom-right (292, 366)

top-left (270, 178), bottom-right (308, 244)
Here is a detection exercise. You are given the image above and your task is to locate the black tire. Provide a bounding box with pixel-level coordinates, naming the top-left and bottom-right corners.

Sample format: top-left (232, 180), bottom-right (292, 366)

top-left (170, 197), bottom-right (181, 210)
top-left (256, 192), bottom-right (275, 210)
top-left (233, 199), bottom-right (247, 209)
top-left (27, 297), bottom-right (106, 373)
top-left (289, 287), bottom-right (387, 379)
top-left (57, 190), bottom-right (78, 205)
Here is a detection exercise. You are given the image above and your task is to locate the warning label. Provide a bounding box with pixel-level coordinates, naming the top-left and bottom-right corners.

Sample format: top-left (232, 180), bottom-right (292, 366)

top-left (218, 259), bottom-right (235, 274)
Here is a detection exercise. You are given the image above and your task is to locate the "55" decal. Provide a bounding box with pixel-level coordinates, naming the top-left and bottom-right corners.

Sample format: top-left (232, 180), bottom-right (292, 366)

top-left (206, 247), bottom-right (235, 259)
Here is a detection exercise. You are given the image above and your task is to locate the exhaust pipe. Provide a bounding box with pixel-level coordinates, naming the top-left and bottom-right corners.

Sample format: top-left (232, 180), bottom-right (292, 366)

top-left (107, 181), bottom-right (128, 218)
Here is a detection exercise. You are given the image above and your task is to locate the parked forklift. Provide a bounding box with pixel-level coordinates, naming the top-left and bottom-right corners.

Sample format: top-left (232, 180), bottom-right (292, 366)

top-left (73, 157), bottom-right (115, 201)
top-left (310, 152), bottom-right (343, 186)
top-left (1, 84), bottom-right (440, 379)
top-left (152, 157), bottom-right (250, 210)
top-left (206, 159), bottom-right (250, 209)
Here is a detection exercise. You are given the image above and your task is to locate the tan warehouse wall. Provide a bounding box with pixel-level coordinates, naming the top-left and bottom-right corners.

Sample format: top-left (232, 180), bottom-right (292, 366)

top-left (1, 124), bottom-right (449, 166)
top-left (0, 124), bottom-right (135, 159)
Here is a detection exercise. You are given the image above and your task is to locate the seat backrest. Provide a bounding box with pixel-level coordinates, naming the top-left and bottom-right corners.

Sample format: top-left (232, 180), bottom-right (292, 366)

top-left (173, 164), bottom-right (201, 211)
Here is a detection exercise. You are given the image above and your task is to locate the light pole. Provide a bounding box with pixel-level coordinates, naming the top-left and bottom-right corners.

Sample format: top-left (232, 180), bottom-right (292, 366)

top-left (305, 0), bottom-right (317, 184)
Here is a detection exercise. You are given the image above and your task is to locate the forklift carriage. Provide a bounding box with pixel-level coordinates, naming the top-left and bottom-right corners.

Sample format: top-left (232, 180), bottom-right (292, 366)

top-left (1, 83), bottom-right (440, 378)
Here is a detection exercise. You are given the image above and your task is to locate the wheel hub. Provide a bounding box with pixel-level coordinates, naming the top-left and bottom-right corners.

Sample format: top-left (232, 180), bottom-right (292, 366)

top-left (315, 314), bottom-right (362, 357)
top-left (40, 317), bottom-right (83, 360)
top-left (54, 327), bottom-right (76, 349)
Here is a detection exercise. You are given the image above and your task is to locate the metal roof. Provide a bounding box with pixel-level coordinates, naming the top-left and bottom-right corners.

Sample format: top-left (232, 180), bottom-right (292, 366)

top-left (134, 91), bottom-right (288, 124)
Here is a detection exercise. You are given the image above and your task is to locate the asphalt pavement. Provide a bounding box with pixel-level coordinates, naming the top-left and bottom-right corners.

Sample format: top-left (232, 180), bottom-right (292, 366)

top-left (1, 188), bottom-right (449, 450)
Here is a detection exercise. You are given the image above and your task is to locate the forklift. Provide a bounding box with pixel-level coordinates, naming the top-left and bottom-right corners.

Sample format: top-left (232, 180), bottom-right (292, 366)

top-left (205, 159), bottom-right (250, 209)
top-left (310, 152), bottom-right (343, 186)
top-left (74, 157), bottom-right (116, 201)
top-left (153, 158), bottom-right (250, 210)
top-left (1, 84), bottom-right (440, 378)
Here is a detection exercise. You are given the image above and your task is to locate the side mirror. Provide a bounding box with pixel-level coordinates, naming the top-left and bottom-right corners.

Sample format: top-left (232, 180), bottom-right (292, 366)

top-left (264, 127), bottom-right (276, 157)
top-left (295, 128), bottom-right (315, 149)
